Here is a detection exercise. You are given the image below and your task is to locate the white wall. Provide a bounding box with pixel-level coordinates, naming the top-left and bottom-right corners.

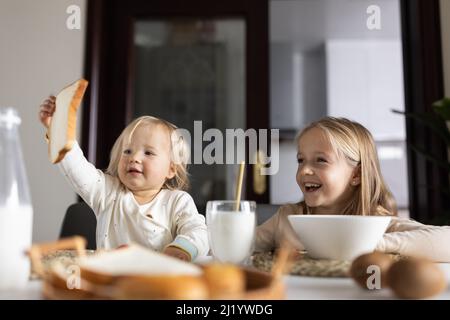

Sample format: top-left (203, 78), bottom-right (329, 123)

top-left (0, 0), bottom-right (86, 242)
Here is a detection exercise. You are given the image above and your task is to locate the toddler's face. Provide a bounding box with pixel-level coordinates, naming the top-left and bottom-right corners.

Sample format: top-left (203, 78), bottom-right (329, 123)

top-left (296, 127), bottom-right (358, 214)
top-left (118, 124), bottom-right (175, 194)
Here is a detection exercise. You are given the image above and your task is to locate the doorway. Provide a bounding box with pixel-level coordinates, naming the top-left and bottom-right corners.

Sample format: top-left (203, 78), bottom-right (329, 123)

top-left (82, 0), bottom-right (270, 213)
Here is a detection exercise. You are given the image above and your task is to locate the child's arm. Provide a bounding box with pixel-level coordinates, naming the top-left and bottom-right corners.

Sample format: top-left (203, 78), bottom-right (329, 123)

top-left (376, 217), bottom-right (450, 262)
top-left (255, 204), bottom-right (305, 252)
top-left (255, 214), bottom-right (278, 252)
top-left (39, 96), bottom-right (111, 215)
top-left (166, 193), bottom-right (209, 261)
top-left (57, 142), bottom-right (113, 215)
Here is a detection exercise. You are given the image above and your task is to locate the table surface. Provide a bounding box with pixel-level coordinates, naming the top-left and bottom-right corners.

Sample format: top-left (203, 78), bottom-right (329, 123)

top-left (1, 263), bottom-right (450, 300)
top-left (284, 263), bottom-right (450, 300)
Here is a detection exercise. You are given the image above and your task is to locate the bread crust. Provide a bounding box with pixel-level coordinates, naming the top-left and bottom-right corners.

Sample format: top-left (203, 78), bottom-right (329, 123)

top-left (114, 275), bottom-right (209, 300)
top-left (45, 263), bottom-right (285, 300)
top-left (49, 78), bottom-right (88, 163)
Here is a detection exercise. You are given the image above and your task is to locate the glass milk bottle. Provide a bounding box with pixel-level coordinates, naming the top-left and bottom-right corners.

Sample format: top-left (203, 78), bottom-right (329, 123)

top-left (0, 107), bottom-right (33, 289)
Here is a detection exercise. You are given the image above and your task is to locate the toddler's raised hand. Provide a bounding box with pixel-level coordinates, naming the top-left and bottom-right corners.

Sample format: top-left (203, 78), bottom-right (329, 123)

top-left (38, 96), bottom-right (56, 129)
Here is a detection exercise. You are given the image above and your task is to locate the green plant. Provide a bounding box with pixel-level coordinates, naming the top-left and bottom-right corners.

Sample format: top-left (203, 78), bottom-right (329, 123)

top-left (392, 97), bottom-right (450, 224)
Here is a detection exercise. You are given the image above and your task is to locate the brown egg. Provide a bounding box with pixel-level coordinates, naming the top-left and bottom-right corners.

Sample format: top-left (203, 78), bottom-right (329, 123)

top-left (387, 258), bottom-right (447, 299)
top-left (350, 252), bottom-right (394, 289)
top-left (202, 263), bottom-right (245, 299)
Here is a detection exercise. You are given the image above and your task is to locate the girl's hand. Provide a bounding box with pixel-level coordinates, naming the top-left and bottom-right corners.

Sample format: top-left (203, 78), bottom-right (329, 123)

top-left (163, 246), bottom-right (191, 262)
top-left (38, 96), bottom-right (56, 129)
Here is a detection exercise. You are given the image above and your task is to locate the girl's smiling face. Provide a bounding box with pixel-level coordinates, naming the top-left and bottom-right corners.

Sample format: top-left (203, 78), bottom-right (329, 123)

top-left (118, 123), bottom-right (175, 196)
top-left (296, 127), bottom-right (359, 214)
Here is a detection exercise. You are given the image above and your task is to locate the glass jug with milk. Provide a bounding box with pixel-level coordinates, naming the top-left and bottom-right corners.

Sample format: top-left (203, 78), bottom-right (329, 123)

top-left (206, 200), bottom-right (256, 265)
top-left (0, 107), bottom-right (33, 289)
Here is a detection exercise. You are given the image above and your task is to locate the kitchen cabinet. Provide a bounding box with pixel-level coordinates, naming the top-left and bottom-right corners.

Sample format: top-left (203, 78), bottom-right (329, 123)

top-left (325, 39), bottom-right (405, 141)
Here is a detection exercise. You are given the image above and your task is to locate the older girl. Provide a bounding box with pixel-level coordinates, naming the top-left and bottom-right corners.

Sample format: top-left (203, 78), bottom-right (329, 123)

top-left (256, 117), bottom-right (450, 262)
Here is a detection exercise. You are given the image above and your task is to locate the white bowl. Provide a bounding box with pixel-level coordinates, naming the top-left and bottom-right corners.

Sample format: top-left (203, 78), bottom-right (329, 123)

top-left (287, 215), bottom-right (391, 260)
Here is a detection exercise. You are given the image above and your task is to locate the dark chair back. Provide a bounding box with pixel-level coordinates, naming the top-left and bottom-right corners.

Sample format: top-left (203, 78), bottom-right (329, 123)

top-left (60, 202), bottom-right (97, 250)
top-left (256, 204), bottom-right (280, 225)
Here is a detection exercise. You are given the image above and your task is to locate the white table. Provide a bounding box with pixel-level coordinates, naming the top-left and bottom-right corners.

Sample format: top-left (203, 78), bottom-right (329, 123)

top-left (2, 264), bottom-right (450, 300)
top-left (284, 263), bottom-right (450, 299)
top-left (0, 280), bottom-right (42, 300)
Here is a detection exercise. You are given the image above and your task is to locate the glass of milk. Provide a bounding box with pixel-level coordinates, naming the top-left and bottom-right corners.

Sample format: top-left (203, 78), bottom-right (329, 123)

top-left (206, 200), bottom-right (256, 265)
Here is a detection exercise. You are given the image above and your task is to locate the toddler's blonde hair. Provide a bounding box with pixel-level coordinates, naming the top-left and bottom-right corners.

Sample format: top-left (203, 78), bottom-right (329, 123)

top-left (106, 116), bottom-right (190, 191)
top-left (296, 117), bottom-right (397, 216)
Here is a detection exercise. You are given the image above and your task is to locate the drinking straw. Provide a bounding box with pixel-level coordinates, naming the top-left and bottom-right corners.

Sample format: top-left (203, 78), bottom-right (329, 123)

top-left (234, 161), bottom-right (245, 211)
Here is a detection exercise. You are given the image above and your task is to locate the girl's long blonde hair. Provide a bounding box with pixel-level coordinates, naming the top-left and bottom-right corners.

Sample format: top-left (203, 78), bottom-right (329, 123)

top-left (297, 117), bottom-right (397, 216)
top-left (106, 116), bottom-right (190, 191)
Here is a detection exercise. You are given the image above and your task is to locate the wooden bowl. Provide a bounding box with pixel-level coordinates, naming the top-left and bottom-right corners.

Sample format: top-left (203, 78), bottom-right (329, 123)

top-left (43, 264), bottom-right (284, 300)
top-left (31, 237), bottom-right (286, 300)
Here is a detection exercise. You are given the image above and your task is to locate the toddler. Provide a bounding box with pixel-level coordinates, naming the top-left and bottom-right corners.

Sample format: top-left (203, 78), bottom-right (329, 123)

top-left (39, 96), bottom-right (209, 261)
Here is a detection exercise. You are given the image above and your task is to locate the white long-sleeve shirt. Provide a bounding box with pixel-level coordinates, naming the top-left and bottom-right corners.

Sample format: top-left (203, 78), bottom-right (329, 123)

top-left (57, 142), bottom-right (209, 260)
top-left (256, 203), bottom-right (450, 262)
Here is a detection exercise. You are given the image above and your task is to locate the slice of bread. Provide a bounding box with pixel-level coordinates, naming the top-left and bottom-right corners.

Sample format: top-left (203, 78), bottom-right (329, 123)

top-left (77, 244), bottom-right (203, 285)
top-left (76, 244), bottom-right (207, 299)
top-left (48, 78), bottom-right (88, 163)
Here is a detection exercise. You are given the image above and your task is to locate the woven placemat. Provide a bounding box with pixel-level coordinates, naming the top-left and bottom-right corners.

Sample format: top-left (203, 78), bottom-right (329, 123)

top-left (251, 251), bottom-right (352, 278)
top-left (30, 249), bottom-right (96, 280)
